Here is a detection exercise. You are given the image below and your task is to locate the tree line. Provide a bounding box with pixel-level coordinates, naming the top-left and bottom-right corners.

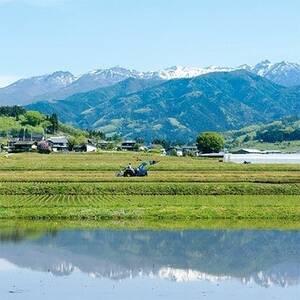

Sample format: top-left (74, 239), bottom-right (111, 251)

top-left (0, 106), bottom-right (26, 118)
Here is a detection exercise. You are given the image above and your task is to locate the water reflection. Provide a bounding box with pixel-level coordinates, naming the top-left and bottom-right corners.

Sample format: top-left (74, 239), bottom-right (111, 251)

top-left (0, 228), bottom-right (300, 288)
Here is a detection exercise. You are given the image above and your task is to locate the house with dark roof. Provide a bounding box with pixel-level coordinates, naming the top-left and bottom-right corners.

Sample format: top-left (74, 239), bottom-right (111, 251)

top-left (120, 140), bottom-right (136, 151)
top-left (8, 140), bottom-right (37, 153)
top-left (47, 136), bottom-right (69, 152)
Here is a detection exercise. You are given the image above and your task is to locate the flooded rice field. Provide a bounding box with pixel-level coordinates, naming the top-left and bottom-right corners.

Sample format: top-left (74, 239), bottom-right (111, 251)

top-left (0, 227), bottom-right (300, 299)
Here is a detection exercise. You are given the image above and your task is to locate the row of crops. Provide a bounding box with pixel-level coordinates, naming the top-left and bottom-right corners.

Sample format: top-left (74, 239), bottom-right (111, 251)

top-left (0, 195), bottom-right (300, 221)
top-left (0, 182), bottom-right (299, 195)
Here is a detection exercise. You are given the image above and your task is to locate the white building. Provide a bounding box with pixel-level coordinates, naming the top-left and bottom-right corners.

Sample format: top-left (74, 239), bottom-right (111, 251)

top-left (86, 144), bottom-right (97, 152)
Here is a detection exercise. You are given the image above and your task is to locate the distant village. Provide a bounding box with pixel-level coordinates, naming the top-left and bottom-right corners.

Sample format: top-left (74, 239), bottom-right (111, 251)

top-left (1, 134), bottom-right (287, 159)
top-left (3, 134), bottom-right (202, 156)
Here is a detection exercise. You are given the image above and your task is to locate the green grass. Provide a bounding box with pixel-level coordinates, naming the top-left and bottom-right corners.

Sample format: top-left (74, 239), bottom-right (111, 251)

top-left (3, 219), bottom-right (300, 232)
top-left (0, 195), bottom-right (300, 222)
top-left (0, 152), bottom-right (299, 224)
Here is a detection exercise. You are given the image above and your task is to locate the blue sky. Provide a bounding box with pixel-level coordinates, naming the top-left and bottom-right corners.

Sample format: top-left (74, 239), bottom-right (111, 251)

top-left (1, 0), bottom-right (300, 86)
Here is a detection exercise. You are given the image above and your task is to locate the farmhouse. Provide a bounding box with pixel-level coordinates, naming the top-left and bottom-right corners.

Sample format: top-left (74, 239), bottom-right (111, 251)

top-left (121, 140), bottom-right (136, 151)
top-left (47, 136), bottom-right (68, 152)
top-left (8, 140), bottom-right (37, 153)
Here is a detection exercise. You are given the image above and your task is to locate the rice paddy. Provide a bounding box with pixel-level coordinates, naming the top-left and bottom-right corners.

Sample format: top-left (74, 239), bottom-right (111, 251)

top-left (0, 152), bottom-right (299, 223)
top-left (0, 195), bottom-right (300, 221)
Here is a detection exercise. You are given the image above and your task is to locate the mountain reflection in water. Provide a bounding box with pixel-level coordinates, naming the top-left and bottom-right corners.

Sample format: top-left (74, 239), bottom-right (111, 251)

top-left (0, 229), bottom-right (300, 288)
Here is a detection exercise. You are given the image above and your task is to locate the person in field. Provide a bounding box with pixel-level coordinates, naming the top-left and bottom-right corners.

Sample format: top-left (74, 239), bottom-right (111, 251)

top-left (127, 163), bottom-right (134, 173)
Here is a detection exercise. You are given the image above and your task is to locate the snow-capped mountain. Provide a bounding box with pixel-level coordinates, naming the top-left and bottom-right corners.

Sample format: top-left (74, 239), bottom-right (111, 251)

top-left (74, 66), bottom-right (144, 87)
top-left (155, 61), bottom-right (300, 86)
top-left (2, 60), bottom-right (300, 105)
top-left (251, 60), bottom-right (300, 86)
top-left (0, 71), bottom-right (76, 105)
top-left (0, 67), bottom-right (146, 105)
top-left (35, 66), bottom-right (155, 102)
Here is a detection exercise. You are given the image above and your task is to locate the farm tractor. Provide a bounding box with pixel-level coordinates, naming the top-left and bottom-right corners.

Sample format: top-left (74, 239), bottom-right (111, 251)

top-left (116, 160), bottom-right (159, 177)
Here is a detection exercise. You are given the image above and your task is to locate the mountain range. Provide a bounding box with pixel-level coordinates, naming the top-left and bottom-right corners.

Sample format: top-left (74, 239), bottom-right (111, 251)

top-left (27, 70), bottom-right (300, 141)
top-left (0, 71), bottom-right (75, 105)
top-left (2, 60), bottom-right (300, 106)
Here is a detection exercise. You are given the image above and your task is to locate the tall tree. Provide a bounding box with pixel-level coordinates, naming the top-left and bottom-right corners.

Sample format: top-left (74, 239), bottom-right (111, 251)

top-left (49, 113), bottom-right (59, 133)
top-left (197, 132), bottom-right (224, 153)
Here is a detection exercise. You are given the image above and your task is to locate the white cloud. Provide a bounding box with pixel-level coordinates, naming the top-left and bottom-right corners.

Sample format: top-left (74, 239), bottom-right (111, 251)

top-left (0, 75), bottom-right (20, 88)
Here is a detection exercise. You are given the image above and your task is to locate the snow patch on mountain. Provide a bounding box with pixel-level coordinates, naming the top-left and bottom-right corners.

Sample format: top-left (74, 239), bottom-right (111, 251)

top-left (156, 65), bottom-right (236, 80)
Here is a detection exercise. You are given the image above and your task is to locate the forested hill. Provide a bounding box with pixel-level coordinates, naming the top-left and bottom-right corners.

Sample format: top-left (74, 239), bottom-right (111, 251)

top-left (225, 117), bottom-right (300, 150)
top-left (27, 71), bottom-right (300, 142)
top-left (0, 106), bottom-right (85, 140)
